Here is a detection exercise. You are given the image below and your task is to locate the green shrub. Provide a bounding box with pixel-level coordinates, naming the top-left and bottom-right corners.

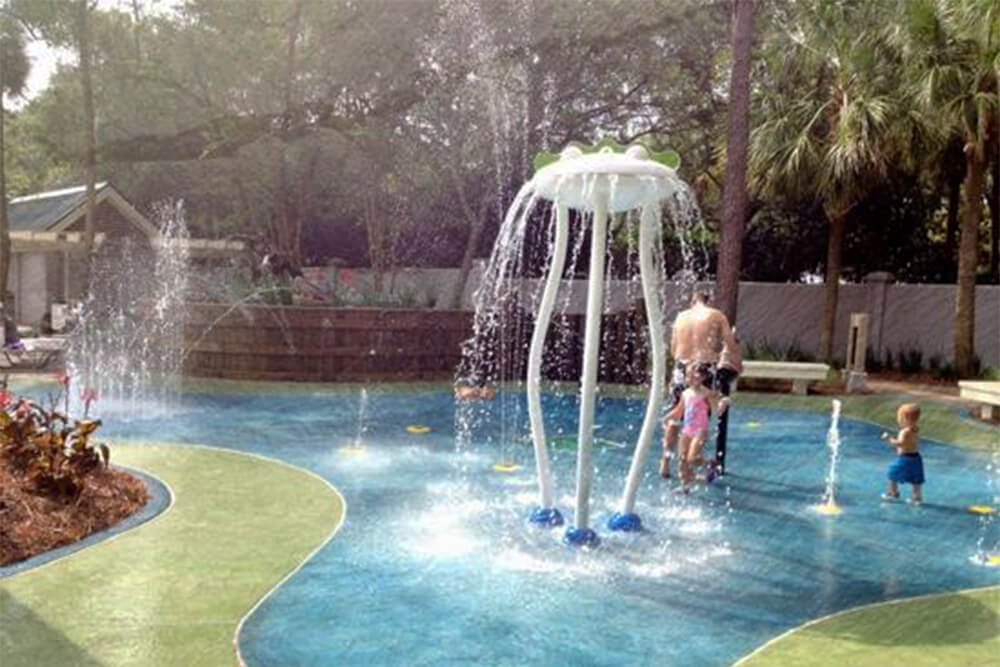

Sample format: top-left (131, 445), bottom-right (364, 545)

top-left (743, 340), bottom-right (816, 363)
top-left (898, 348), bottom-right (923, 374)
top-left (977, 365), bottom-right (998, 381)
top-left (866, 348), bottom-right (883, 373)
top-left (971, 355), bottom-right (983, 378)
top-left (1, 392), bottom-right (110, 502)
top-left (744, 340), bottom-right (779, 361)
top-left (928, 354), bottom-right (941, 372)
top-left (782, 343), bottom-right (815, 362)
top-left (936, 360), bottom-right (958, 380)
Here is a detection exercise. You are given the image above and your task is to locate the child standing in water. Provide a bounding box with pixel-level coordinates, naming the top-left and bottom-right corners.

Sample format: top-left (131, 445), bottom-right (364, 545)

top-left (881, 403), bottom-right (923, 504)
top-left (665, 363), bottom-right (728, 491)
top-left (454, 384), bottom-right (495, 400)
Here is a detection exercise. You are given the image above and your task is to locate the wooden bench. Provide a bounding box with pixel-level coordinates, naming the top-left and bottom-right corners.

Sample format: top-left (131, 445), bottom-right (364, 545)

top-left (738, 360), bottom-right (831, 395)
top-left (958, 381), bottom-right (1000, 420)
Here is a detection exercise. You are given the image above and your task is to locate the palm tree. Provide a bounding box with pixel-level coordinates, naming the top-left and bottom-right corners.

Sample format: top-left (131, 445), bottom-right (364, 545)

top-left (716, 0), bottom-right (755, 323)
top-left (0, 13), bottom-right (29, 315)
top-left (76, 0), bottom-right (97, 262)
top-left (894, 0), bottom-right (1000, 377)
top-left (749, 0), bottom-right (912, 362)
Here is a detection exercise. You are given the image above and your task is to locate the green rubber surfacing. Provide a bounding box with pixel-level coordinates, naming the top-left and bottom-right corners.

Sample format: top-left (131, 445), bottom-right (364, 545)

top-left (0, 443), bottom-right (344, 667)
top-left (737, 586), bottom-right (1000, 665)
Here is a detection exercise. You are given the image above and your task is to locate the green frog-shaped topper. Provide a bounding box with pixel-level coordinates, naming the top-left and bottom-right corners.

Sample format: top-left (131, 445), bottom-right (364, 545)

top-left (533, 138), bottom-right (680, 173)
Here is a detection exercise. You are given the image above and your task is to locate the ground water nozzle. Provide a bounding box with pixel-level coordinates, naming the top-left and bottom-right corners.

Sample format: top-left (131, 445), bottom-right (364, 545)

top-left (529, 506), bottom-right (564, 527)
top-left (607, 512), bottom-right (642, 532)
top-left (564, 526), bottom-right (600, 548)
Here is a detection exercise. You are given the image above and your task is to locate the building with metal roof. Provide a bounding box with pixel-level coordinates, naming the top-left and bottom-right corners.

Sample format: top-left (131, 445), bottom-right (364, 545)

top-left (7, 182), bottom-right (242, 326)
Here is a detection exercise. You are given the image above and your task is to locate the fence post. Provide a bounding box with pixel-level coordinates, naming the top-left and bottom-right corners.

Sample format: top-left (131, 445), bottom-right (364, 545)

top-left (845, 312), bottom-right (870, 393)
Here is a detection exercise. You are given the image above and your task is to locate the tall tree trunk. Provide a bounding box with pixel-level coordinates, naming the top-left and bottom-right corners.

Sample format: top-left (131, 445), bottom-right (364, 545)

top-left (819, 210), bottom-right (846, 362)
top-left (715, 0), bottom-right (754, 323)
top-left (129, 0), bottom-right (142, 60)
top-left (445, 165), bottom-right (489, 310)
top-left (449, 209), bottom-right (488, 310)
top-left (954, 147), bottom-right (985, 377)
top-left (279, 0), bottom-right (303, 269)
top-left (364, 187), bottom-right (385, 295)
top-left (0, 56), bottom-right (9, 317)
top-left (282, 0), bottom-right (302, 121)
top-left (276, 156), bottom-right (293, 261)
top-left (522, 44), bottom-right (543, 185)
top-left (297, 144), bottom-right (321, 269)
top-left (78, 0), bottom-right (97, 266)
top-left (989, 154), bottom-right (999, 284)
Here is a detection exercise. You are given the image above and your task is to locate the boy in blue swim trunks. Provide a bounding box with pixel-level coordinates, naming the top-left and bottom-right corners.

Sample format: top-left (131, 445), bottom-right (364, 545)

top-left (880, 403), bottom-right (923, 504)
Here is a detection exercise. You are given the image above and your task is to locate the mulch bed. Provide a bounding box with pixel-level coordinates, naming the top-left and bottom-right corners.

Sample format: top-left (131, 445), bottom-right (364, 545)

top-left (0, 456), bottom-right (148, 567)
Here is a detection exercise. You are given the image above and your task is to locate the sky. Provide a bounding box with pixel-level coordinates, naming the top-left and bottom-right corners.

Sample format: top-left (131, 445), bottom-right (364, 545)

top-left (23, 39), bottom-right (71, 102)
top-left (17, 0), bottom-right (179, 106)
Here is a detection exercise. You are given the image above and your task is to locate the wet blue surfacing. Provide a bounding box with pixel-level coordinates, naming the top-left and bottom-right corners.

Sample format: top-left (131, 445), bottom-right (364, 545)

top-left (14, 384), bottom-right (998, 665)
top-left (0, 467), bottom-right (170, 579)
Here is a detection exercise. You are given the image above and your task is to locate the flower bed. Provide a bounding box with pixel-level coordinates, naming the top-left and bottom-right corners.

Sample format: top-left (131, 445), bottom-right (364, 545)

top-left (0, 379), bottom-right (148, 566)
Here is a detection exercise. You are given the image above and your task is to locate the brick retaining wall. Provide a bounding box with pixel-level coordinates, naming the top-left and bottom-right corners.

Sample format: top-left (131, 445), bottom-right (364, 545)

top-left (182, 304), bottom-right (471, 382)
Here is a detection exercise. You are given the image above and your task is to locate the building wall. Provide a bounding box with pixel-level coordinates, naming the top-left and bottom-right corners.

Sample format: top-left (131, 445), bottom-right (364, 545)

top-left (9, 252), bottom-right (49, 324)
top-left (64, 201), bottom-right (155, 303)
top-left (64, 200), bottom-right (151, 240)
top-left (8, 200), bottom-right (156, 325)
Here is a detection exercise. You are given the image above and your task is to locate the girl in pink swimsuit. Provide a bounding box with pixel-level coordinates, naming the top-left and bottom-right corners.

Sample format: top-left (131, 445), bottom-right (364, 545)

top-left (666, 364), bottom-right (729, 490)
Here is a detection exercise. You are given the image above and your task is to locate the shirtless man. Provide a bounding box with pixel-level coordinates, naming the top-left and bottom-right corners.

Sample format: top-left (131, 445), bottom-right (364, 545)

top-left (659, 292), bottom-right (741, 479)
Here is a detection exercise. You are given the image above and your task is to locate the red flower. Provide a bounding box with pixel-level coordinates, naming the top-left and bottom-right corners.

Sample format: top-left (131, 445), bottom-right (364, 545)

top-left (81, 387), bottom-right (99, 403)
top-left (0, 390), bottom-right (12, 409)
top-left (55, 371), bottom-right (71, 387)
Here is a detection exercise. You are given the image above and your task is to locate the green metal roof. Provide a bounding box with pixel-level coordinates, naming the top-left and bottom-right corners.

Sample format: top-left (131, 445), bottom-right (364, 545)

top-left (9, 183), bottom-right (109, 233)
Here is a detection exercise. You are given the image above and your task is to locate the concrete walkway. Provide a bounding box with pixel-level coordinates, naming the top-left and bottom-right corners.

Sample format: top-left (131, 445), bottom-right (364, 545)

top-left (866, 378), bottom-right (965, 402)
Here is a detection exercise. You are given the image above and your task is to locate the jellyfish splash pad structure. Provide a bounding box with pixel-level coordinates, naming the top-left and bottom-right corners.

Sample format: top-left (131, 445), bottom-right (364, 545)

top-left (463, 142), bottom-right (701, 546)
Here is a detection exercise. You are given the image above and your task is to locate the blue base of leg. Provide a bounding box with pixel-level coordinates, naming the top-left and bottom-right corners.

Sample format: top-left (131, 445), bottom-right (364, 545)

top-left (564, 526), bottom-right (600, 548)
top-left (529, 506), bottom-right (564, 527)
top-left (606, 511), bottom-right (642, 532)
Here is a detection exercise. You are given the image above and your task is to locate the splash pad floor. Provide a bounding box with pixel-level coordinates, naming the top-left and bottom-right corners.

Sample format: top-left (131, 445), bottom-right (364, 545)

top-left (0, 385), bottom-right (996, 665)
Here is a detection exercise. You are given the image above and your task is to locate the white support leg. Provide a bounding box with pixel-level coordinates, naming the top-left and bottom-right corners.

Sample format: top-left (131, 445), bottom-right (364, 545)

top-left (616, 202), bottom-right (666, 522)
top-left (572, 193), bottom-right (609, 534)
top-left (527, 203), bottom-right (570, 512)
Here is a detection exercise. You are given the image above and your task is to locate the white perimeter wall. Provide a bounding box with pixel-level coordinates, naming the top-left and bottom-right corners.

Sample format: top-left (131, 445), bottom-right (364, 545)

top-left (310, 266), bottom-right (1000, 367)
